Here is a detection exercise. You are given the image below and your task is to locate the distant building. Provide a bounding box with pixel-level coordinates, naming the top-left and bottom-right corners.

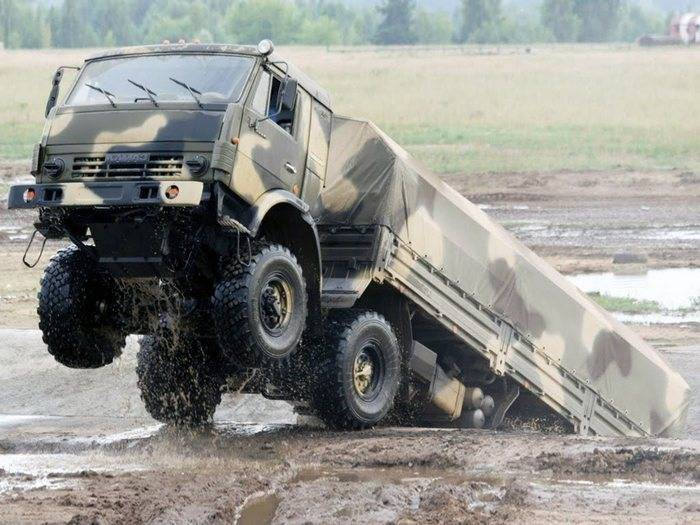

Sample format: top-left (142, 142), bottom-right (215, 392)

top-left (638, 12), bottom-right (699, 47)
top-left (678, 13), bottom-right (700, 44)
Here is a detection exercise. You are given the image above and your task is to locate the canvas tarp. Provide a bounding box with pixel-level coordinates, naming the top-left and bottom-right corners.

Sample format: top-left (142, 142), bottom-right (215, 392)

top-left (314, 115), bottom-right (691, 437)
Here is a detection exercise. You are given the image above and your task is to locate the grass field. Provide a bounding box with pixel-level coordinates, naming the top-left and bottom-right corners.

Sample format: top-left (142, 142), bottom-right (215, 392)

top-left (1, 44), bottom-right (698, 174)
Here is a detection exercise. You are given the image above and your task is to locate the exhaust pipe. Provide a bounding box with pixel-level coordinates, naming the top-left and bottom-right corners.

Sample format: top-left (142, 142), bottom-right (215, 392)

top-left (410, 341), bottom-right (488, 422)
top-left (409, 342), bottom-right (494, 428)
top-left (481, 395), bottom-right (495, 418)
top-left (460, 409), bottom-right (485, 429)
top-left (464, 387), bottom-right (484, 410)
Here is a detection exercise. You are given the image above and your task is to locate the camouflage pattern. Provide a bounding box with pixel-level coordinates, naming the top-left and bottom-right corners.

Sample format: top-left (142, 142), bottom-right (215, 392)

top-left (6, 44), bottom-right (690, 436)
top-left (315, 116), bottom-right (691, 437)
top-left (10, 44), bottom-right (332, 213)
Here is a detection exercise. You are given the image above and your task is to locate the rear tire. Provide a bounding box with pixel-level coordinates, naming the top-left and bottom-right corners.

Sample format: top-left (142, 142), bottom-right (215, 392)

top-left (136, 332), bottom-right (225, 427)
top-left (212, 241), bottom-right (307, 367)
top-left (311, 310), bottom-right (401, 430)
top-left (38, 246), bottom-right (127, 369)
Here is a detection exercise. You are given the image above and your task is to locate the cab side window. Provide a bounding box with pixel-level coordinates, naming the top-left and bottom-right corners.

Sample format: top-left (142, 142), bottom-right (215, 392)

top-left (250, 70), bottom-right (298, 137)
top-left (252, 71), bottom-right (271, 115)
top-left (268, 76), bottom-right (297, 135)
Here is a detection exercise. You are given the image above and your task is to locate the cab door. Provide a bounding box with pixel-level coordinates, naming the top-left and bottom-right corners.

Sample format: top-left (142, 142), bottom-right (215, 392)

top-left (233, 69), bottom-right (307, 203)
top-left (301, 100), bottom-right (331, 204)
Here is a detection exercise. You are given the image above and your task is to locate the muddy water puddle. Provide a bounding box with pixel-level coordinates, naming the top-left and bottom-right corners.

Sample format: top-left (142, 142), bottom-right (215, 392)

top-left (235, 467), bottom-right (506, 525)
top-left (0, 452), bottom-right (145, 494)
top-left (568, 268), bottom-right (700, 324)
top-left (0, 414), bottom-right (61, 428)
top-left (290, 466), bottom-right (502, 486)
top-left (237, 492), bottom-right (282, 525)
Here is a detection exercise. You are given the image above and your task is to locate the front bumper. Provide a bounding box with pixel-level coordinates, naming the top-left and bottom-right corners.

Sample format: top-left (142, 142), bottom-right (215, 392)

top-left (8, 180), bottom-right (205, 209)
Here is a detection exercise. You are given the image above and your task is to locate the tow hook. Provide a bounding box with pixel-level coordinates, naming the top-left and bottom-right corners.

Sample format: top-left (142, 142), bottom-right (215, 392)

top-left (23, 229), bottom-right (48, 268)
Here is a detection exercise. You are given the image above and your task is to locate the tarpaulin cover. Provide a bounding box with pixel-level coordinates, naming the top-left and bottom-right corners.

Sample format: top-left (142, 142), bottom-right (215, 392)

top-left (314, 116), bottom-right (691, 437)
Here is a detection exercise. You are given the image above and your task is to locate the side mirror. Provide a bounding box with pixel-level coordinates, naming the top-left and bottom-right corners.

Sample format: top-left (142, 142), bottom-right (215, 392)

top-left (45, 69), bottom-right (64, 117)
top-left (279, 78), bottom-right (298, 112)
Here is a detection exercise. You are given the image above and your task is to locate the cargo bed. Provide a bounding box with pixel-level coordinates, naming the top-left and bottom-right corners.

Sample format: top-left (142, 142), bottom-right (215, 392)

top-left (314, 116), bottom-right (691, 437)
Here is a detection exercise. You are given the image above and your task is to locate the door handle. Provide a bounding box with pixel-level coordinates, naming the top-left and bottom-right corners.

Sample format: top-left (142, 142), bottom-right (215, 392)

top-left (285, 162), bottom-right (297, 175)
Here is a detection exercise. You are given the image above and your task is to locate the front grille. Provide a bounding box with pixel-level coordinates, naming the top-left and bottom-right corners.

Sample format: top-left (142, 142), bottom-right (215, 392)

top-left (72, 154), bottom-right (184, 178)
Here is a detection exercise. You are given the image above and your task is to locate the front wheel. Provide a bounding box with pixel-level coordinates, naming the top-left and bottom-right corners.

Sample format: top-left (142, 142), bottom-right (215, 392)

top-left (212, 241), bottom-right (308, 367)
top-left (136, 332), bottom-right (225, 427)
top-left (311, 310), bottom-right (401, 430)
top-left (38, 246), bottom-right (127, 369)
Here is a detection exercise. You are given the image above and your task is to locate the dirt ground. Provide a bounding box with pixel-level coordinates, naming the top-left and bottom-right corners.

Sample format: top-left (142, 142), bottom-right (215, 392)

top-left (0, 162), bottom-right (698, 524)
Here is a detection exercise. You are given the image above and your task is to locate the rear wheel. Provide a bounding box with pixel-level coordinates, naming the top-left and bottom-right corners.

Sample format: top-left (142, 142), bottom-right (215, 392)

top-left (311, 310), bottom-right (401, 430)
top-left (136, 331), bottom-right (225, 427)
top-left (212, 241), bottom-right (307, 367)
top-left (38, 246), bottom-right (127, 369)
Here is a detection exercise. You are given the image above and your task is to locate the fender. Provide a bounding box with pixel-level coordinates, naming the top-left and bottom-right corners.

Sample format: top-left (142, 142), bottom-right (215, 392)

top-left (248, 189), bottom-right (314, 237)
top-left (214, 183), bottom-right (322, 283)
top-left (215, 184), bottom-right (316, 236)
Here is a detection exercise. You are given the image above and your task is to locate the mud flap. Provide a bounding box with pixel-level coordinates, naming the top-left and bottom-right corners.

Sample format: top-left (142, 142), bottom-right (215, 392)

top-left (488, 381), bottom-right (520, 430)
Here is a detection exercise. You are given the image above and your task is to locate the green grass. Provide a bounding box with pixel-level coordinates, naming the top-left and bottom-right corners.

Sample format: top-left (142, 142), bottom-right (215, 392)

top-left (1, 45), bottom-right (699, 174)
top-left (0, 121), bottom-right (40, 159)
top-left (589, 292), bottom-right (663, 315)
top-left (389, 124), bottom-right (698, 173)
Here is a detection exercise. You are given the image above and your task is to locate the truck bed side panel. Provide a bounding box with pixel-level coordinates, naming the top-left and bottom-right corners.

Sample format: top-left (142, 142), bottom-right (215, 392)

top-left (313, 116), bottom-right (691, 437)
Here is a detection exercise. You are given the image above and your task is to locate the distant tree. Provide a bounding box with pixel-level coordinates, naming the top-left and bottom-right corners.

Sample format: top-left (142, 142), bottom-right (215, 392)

top-left (541, 0), bottom-right (580, 42)
top-left (1, 0), bottom-right (9, 46)
top-left (226, 0), bottom-right (301, 44)
top-left (298, 15), bottom-right (342, 46)
top-left (48, 4), bottom-right (65, 47)
top-left (414, 9), bottom-right (453, 44)
top-left (458, 0), bottom-right (504, 43)
top-left (617, 4), bottom-right (665, 42)
top-left (373, 0), bottom-right (417, 45)
top-left (573, 0), bottom-right (623, 42)
top-left (58, 0), bottom-right (80, 47)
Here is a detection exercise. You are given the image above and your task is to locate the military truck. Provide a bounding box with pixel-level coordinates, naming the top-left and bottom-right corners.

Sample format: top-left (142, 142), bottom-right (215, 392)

top-left (8, 41), bottom-right (691, 436)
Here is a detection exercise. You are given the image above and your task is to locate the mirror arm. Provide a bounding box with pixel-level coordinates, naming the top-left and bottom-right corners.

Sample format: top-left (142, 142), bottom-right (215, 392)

top-left (266, 61), bottom-right (290, 81)
top-left (250, 106), bottom-right (283, 130)
top-left (250, 62), bottom-right (295, 129)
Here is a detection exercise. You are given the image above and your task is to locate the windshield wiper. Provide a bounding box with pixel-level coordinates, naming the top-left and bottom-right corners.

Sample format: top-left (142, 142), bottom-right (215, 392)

top-left (169, 77), bottom-right (203, 108)
top-left (128, 79), bottom-right (159, 107)
top-left (85, 83), bottom-right (117, 108)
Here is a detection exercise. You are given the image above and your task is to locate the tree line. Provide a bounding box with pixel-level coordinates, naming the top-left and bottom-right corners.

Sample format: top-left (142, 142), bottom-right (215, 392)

top-left (0, 0), bottom-right (668, 49)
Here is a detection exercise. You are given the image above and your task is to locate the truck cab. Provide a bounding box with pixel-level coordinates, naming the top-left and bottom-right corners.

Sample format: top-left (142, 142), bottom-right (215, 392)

top-left (12, 41), bottom-right (331, 219)
top-left (9, 42), bottom-right (336, 418)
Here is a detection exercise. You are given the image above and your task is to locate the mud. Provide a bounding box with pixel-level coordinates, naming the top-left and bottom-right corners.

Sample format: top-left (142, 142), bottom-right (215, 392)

top-left (0, 415), bottom-right (698, 524)
top-left (0, 331), bottom-right (697, 524)
top-left (536, 448), bottom-right (700, 483)
top-left (1, 163), bottom-right (698, 523)
top-left (457, 169), bottom-right (700, 273)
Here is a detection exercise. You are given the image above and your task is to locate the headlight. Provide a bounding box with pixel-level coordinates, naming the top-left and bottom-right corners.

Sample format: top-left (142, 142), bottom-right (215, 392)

top-left (186, 155), bottom-right (209, 177)
top-left (43, 158), bottom-right (65, 179)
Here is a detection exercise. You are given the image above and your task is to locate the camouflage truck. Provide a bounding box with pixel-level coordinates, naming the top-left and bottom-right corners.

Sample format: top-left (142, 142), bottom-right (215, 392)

top-left (8, 42), bottom-right (691, 435)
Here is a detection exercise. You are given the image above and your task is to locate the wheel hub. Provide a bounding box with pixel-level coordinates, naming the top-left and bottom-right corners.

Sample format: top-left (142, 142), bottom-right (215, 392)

top-left (260, 277), bottom-right (291, 335)
top-left (353, 353), bottom-right (373, 394)
top-left (353, 347), bottom-right (380, 398)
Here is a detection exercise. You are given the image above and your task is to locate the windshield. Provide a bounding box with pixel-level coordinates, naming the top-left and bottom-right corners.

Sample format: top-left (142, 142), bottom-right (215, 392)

top-left (66, 54), bottom-right (255, 107)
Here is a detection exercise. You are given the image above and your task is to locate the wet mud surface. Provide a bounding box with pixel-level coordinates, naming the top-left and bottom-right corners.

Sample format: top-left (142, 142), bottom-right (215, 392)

top-left (1, 164), bottom-right (699, 523)
top-left (0, 407), bottom-right (698, 524)
top-left (452, 169), bottom-right (700, 273)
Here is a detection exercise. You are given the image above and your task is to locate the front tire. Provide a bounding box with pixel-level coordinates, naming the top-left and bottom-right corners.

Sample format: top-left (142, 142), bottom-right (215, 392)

top-left (136, 332), bottom-right (225, 427)
top-left (311, 311), bottom-right (401, 430)
top-left (38, 246), bottom-right (127, 369)
top-left (212, 241), bottom-right (308, 367)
